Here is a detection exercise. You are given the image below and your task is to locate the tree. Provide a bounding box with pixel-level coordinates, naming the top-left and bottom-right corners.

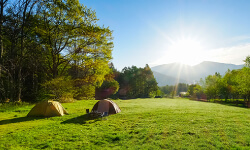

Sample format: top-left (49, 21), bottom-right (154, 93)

top-left (0, 0), bottom-right (7, 78)
top-left (0, 0), bottom-right (40, 102)
top-left (187, 84), bottom-right (196, 96)
top-left (0, 0), bottom-right (7, 102)
top-left (37, 0), bottom-right (113, 79)
top-left (116, 65), bottom-right (158, 99)
top-left (42, 77), bottom-right (74, 101)
top-left (35, 0), bottom-right (113, 99)
top-left (143, 64), bottom-right (158, 97)
top-left (0, 0), bottom-right (114, 102)
top-left (95, 64), bottom-right (119, 99)
top-left (187, 84), bottom-right (204, 100)
top-left (237, 56), bottom-right (250, 104)
top-left (204, 73), bottom-right (221, 100)
top-left (193, 84), bottom-right (204, 99)
top-left (236, 67), bottom-right (250, 102)
top-left (244, 55), bottom-right (250, 68)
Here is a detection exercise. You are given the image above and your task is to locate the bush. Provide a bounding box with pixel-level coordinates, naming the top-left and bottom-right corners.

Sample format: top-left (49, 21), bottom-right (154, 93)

top-left (95, 80), bottom-right (119, 99)
top-left (42, 77), bottom-right (74, 101)
top-left (73, 79), bottom-right (96, 100)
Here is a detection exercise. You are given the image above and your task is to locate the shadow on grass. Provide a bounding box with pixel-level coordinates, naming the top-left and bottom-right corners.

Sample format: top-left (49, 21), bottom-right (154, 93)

top-left (61, 114), bottom-right (102, 124)
top-left (191, 99), bottom-right (248, 109)
top-left (213, 101), bottom-right (247, 109)
top-left (0, 116), bottom-right (44, 125)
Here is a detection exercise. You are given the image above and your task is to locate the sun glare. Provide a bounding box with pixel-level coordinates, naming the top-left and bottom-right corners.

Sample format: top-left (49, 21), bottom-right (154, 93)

top-left (168, 38), bottom-right (204, 66)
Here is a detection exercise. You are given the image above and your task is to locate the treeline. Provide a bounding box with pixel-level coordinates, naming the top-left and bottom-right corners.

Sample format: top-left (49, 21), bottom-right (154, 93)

top-left (0, 0), bottom-right (114, 102)
top-left (187, 56), bottom-right (250, 105)
top-left (115, 65), bottom-right (159, 99)
top-left (96, 64), bottom-right (159, 99)
top-left (0, 0), bottom-right (159, 103)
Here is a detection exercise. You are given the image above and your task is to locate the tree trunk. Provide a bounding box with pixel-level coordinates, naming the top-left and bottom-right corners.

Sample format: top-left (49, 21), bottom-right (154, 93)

top-left (52, 54), bottom-right (57, 78)
top-left (16, 0), bottom-right (32, 101)
top-left (0, 0), bottom-right (4, 78)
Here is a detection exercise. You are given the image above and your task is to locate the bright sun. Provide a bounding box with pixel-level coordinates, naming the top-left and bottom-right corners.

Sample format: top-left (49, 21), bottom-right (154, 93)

top-left (168, 38), bottom-right (204, 66)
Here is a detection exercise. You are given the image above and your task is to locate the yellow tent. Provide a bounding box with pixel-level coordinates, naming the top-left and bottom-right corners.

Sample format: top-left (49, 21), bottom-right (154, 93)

top-left (27, 100), bottom-right (68, 117)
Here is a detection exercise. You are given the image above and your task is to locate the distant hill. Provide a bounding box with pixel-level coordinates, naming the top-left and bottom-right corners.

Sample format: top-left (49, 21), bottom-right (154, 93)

top-left (152, 61), bottom-right (244, 86)
top-left (153, 71), bottom-right (187, 86)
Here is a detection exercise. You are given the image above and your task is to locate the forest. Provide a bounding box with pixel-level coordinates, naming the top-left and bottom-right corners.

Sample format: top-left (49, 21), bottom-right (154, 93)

top-left (0, 0), bottom-right (159, 103)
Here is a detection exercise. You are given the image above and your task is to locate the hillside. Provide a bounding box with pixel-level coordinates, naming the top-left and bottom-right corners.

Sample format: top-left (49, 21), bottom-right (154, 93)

top-left (153, 71), bottom-right (187, 86)
top-left (152, 61), bottom-right (244, 86)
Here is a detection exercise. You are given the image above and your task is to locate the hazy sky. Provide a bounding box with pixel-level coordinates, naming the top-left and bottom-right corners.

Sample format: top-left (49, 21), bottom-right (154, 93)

top-left (80, 0), bottom-right (250, 70)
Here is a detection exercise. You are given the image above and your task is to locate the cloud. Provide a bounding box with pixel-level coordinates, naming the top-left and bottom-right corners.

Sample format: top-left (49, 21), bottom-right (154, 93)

top-left (149, 43), bottom-right (250, 67)
top-left (202, 43), bottom-right (250, 65)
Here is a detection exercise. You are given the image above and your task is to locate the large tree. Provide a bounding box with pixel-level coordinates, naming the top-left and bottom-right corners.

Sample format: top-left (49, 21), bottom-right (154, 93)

top-left (0, 0), bottom-right (114, 102)
top-left (37, 0), bottom-right (113, 100)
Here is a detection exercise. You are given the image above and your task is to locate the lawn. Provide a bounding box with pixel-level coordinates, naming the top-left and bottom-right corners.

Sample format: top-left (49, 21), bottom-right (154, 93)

top-left (1, 98), bottom-right (250, 149)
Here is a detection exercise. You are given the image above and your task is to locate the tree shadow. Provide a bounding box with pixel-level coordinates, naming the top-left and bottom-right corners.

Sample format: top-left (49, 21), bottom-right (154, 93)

top-left (192, 99), bottom-right (248, 109)
top-left (0, 116), bottom-right (44, 125)
top-left (61, 114), bottom-right (102, 125)
top-left (213, 101), bottom-right (247, 109)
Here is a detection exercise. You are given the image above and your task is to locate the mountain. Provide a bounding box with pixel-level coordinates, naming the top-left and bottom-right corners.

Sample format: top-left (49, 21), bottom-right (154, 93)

top-left (151, 61), bottom-right (244, 86)
top-left (192, 61), bottom-right (244, 79)
top-left (153, 71), bottom-right (187, 86)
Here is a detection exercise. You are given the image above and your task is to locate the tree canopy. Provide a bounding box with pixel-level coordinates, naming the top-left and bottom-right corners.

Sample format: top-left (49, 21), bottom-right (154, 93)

top-left (115, 65), bottom-right (159, 99)
top-left (0, 0), bottom-right (113, 102)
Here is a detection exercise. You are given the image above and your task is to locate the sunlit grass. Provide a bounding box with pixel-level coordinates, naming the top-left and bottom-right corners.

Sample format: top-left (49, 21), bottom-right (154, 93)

top-left (1, 98), bottom-right (250, 149)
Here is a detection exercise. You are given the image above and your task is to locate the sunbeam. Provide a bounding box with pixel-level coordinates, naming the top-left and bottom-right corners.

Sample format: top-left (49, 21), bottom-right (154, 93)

top-left (168, 37), bottom-right (204, 66)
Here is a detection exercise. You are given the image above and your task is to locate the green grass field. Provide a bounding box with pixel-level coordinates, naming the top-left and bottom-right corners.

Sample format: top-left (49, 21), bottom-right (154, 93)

top-left (1, 98), bottom-right (250, 149)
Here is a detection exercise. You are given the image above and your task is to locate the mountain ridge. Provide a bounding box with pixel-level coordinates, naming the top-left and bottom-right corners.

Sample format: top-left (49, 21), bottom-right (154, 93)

top-left (151, 61), bottom-right (244, 86)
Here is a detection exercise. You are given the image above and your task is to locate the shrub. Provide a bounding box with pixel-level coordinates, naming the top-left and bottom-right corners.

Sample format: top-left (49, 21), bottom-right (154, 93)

top-left (42, 77), bottom-right (74, 101)
top-left (72, 79), bottom-right (96, 100)
top-left (95, 80), bottom-right (119, 99)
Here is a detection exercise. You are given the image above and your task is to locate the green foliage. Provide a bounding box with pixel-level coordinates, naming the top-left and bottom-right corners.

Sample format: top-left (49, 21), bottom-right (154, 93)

top-left (37, 0), bottom-right (113, 80)
top-left (170, 90), bottom-right (176, 98)
top-left (187, 84), bottom-right (196, 96)
top-left (100, 80), bottom-right (119, 92)
top-left (193, 84), bottom-right (204, 99)
top-left (96, 80), bottom-right (119, 99)
top-left (42, 77), bottom-right (74, 102)
top-left (0, 0), bottom-right (48, 102)
top-left (160, 85), bottom-right (173, 95)
top-left (156, 89), bottom-right (164, 97)
top-left (236, 67), bottom-right (250, 100)
top-left (244, 55), bottom-right (250, 68)
top-left (0, 0), bottom-right (113, 102)
top-left (2, 98), bottom-right (250, 149)
top-left (116, 65), bottom-right (158, 98)
top-left (204, 74), bottom-right (220, 99)
top-left (148, 89), bottom-right (164, 98)
top-left (149, 91), bottom-right (156, 98)
top-left (188, 57), bottom-right (250, 105)
top-left (72, 79), bottom-right (96, 100)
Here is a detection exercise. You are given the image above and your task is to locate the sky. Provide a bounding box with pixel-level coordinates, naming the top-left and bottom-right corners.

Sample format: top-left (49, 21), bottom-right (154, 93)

top-left (80, 0), bottom-right (250, 70)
